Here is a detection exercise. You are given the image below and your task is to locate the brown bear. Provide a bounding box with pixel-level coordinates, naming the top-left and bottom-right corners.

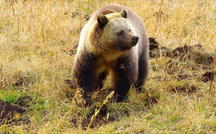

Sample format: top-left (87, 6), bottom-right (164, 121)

top-left (71, 4), bottom-right (149, 107)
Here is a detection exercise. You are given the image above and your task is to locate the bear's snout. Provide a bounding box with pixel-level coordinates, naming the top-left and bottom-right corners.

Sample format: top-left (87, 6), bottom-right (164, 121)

top-left (131, 36), bottom-right (139, 45)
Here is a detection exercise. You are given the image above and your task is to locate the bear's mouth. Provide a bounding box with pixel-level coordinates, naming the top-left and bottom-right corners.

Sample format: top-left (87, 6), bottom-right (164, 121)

top-left (117, 44), bottom-right (133, 51)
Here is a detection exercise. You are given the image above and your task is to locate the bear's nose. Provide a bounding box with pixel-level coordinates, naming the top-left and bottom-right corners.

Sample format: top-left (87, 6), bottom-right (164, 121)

top-left (131, 36), bottom-right (139, 44)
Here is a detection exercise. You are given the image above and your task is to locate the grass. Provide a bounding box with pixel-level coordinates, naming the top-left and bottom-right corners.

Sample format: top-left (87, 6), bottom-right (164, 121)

top-left (0, 0), bottom-right (216, 133)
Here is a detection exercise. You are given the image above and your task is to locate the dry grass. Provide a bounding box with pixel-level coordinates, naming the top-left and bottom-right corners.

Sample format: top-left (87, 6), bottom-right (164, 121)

top-left (0, 0), bottom-right (216, 133)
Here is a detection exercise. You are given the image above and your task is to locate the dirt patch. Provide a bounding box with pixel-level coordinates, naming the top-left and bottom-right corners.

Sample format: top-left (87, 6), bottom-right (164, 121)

top-left (0, 95), bottom-right (33, 125)
top-left (149, 41), bottom-right (215, 82)
top-left (149, 37), bottom-right (172, 58)
top-left (0, 100), bottom-right (25, 124)
top-left (172, 44), bottom-right (214, 69)
top-left (149, 37), bottom-right (160, 50)
top-left (169, 83), bottom-right (198, 94)
top-left (149, 39), bottom-right (215, 68)
top-left (201, 71), bottom-right (216, 82)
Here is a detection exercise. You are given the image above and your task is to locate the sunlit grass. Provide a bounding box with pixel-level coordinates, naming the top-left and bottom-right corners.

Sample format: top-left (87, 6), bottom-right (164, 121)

top-left (0, 0), bottom-right (215, 133)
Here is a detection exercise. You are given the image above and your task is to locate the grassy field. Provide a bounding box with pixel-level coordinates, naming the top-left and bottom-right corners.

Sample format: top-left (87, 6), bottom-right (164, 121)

top-left (0, 0), bottom-right (216, 133)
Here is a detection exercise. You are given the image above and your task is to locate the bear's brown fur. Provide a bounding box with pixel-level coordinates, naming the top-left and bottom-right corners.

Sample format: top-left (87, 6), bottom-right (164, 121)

top-left (72, 4), bottom-right (149, 107)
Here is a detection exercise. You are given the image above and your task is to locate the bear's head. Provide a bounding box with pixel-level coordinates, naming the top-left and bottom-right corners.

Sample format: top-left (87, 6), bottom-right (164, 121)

top-left (97, 10), bottom-right (139, 51)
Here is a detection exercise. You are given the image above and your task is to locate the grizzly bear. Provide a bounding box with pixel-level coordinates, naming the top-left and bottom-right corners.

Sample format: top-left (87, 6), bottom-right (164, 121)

top-left (72, 4), bottom-right (149, 107)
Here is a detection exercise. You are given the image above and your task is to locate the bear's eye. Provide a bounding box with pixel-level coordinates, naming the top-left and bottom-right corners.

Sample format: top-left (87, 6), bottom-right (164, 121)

top-left (117, 30), bottom-right (124, 36)
top-left (129, 29), bottom-right (132, 32)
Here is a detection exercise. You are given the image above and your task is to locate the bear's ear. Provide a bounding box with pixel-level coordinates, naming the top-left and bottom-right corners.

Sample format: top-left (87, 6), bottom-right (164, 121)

top-left (97, 14), bottom-right (109, 29)
top-left (121, 9), bottom-right (127, 18)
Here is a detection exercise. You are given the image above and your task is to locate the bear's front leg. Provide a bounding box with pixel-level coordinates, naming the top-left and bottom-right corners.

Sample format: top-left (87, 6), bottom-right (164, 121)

top-left (112, 56), bottom-right (138, 102)
top-left (72, 52), bottom-right (98, 107)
